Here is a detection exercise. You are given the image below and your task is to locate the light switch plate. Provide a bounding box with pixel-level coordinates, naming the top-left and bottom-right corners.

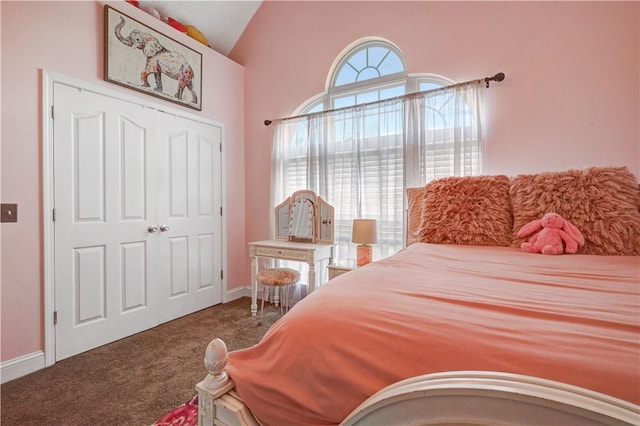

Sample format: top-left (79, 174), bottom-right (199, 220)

top-left (1, 203), bottom-right (18, 223)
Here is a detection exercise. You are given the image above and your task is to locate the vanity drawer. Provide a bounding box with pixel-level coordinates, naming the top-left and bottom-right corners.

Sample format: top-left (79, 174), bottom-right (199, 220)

top-left (255, 246), bottom-right (308, 261)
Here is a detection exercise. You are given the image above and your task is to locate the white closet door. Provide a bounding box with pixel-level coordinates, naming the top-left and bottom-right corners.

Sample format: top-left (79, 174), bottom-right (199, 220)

top-left (53, 83), bottom-right (160, 360)
top-left (154, 113), bottom-right (223, 323)
top-left (52, 83), bottom-right (223, 361)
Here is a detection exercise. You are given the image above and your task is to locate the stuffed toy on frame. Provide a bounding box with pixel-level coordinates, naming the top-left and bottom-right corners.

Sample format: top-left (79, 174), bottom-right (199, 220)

top-left (517, 212), bottom-right (585, 255)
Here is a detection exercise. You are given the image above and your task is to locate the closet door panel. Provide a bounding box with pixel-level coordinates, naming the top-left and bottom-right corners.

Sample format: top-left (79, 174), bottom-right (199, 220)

top-left (54, 83), bottom-right (157, 361)
top-left (155, 114), bottom-right (223, 323)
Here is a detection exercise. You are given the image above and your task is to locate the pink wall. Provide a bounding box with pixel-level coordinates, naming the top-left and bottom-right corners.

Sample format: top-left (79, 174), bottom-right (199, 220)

top-left (230, 1), bottom-right (639, 251)
top-left (0, 1), bottom-right (246, 362)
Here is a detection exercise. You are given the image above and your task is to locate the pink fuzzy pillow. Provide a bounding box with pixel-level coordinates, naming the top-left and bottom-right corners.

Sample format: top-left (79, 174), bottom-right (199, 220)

top-left (406, 186), bottom-right (426, 246)
top-left (510, 166), bottom-right (640, 255)
top-left (418, 175), bottom-right (513, 246)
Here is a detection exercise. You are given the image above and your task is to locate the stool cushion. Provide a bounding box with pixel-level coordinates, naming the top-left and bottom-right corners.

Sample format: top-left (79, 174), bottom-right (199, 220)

top-left (257, 268), bottom-right (300, 286)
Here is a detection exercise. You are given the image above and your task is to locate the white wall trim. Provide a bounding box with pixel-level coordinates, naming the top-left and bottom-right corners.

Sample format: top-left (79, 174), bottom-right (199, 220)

top-left (226, 286), bottom-right (252, 301)
top-left (0, 351), bottom-right (45, 384)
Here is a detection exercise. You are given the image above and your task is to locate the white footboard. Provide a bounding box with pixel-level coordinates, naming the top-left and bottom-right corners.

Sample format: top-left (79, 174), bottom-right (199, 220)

top-left (342, 371), bottom-right (640, 426)
top-left (197, 338), bottom-right (640, 426)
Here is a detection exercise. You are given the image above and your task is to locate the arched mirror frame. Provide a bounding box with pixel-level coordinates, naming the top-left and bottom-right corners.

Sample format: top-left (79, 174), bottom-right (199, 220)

top-left (275, 190), bottom-right (334, 244)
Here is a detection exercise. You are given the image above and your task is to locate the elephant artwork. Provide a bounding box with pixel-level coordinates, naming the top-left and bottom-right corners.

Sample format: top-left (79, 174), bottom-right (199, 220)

top-left (105, 6), bottom-right (202, 110)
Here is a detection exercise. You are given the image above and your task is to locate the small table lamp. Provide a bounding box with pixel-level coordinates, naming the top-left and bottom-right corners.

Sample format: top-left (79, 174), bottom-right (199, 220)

top-left (352, 219), bottom-right (377, 267)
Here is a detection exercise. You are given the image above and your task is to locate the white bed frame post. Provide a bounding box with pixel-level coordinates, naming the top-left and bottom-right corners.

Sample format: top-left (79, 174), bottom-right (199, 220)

top-left (196, 339), bottom-right (259, 426)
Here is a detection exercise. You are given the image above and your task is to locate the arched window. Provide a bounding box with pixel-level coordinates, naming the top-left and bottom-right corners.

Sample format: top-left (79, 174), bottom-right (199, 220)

top-left (273, 38), bottom-right (484, 270)
top-left (299, 39), bottom-right (453, 115)
top-left (332, 42), bottom-right (405, 87)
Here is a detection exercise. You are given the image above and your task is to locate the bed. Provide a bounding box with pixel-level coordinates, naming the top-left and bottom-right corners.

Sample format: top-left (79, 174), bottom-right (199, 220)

top-left (196, 166), bottom-right (640, 426)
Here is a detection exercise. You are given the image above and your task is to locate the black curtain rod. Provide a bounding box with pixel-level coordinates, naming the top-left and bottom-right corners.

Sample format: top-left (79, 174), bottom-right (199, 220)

top-left (264, 72), bottom-right (505, 126)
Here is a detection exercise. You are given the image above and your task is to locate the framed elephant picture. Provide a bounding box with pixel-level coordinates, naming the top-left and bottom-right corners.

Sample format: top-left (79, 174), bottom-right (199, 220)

top-left (104, 5), bottom-right (202, 110)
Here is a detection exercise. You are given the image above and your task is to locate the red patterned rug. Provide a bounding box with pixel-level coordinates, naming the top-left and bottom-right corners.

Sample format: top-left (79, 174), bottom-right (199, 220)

top-left (152, 395), bottom-right (198, 426)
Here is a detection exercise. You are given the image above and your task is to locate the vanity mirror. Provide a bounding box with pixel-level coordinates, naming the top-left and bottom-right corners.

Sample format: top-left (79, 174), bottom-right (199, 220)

top-left (275, 190), bottom-right (334, 244)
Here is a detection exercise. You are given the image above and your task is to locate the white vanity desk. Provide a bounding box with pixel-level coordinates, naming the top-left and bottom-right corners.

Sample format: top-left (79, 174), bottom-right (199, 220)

top-left (249, 239), bottom-right (335, 316)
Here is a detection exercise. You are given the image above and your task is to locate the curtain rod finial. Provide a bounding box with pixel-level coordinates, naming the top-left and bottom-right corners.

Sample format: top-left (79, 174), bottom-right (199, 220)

top-left (485, 72), bottom-right (506, 87)
top-left (264, 120), bottom-right (272, 126)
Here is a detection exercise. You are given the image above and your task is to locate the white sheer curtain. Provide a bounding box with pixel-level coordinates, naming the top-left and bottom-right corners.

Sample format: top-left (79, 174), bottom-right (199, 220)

top-left (272, 80), bottom-right (486, 266)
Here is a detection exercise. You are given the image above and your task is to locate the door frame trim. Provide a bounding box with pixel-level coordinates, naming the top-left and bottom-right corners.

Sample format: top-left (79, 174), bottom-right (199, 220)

top-left (42, 70), bottom-right (228, 367)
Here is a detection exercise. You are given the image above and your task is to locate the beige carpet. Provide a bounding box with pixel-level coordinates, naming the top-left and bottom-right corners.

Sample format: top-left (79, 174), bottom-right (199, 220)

top-left (0, 297), bottom-right (280, 425)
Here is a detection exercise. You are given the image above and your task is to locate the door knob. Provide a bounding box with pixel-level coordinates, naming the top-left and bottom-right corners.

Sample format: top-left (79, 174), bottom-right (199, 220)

top-left (148, 225), bottom-right (159, 233)
top-left (159, 224), bottom-right (170, 232)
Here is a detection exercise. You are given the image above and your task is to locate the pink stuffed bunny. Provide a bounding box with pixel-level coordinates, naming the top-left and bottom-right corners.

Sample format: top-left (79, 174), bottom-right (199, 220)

top-left (517, 212), bottom-right (585, 255)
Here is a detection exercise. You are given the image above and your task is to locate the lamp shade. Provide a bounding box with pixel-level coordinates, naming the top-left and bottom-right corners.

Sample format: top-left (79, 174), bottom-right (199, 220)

top-left (351, 219), bottom-right (377, 245)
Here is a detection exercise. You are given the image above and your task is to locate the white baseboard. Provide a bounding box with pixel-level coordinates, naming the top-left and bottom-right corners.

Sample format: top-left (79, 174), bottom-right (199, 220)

top-left (225, 285), bottom-right (251, 302)
top-left (0, 351), bottom-right (45, 384)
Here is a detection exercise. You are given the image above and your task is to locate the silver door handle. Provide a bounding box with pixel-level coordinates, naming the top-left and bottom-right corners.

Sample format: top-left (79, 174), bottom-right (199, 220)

top-left (148, 225), bottom-right (159, 233)
top-left (159, 224), bottom-right (170, 232)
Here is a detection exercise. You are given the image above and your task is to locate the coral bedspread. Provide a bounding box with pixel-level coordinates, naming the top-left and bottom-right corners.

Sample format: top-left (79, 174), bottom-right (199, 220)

top-left (227, 243), bottom-right (640, 426)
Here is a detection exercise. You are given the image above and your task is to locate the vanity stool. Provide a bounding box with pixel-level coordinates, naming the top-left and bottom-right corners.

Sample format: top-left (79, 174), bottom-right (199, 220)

top-left (257, 268), bottom-right (300, 324)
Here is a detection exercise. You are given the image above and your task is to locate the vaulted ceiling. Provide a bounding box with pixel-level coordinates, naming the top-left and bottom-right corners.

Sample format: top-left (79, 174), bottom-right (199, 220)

top-left (138, 1), bottom-right (262, 56)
